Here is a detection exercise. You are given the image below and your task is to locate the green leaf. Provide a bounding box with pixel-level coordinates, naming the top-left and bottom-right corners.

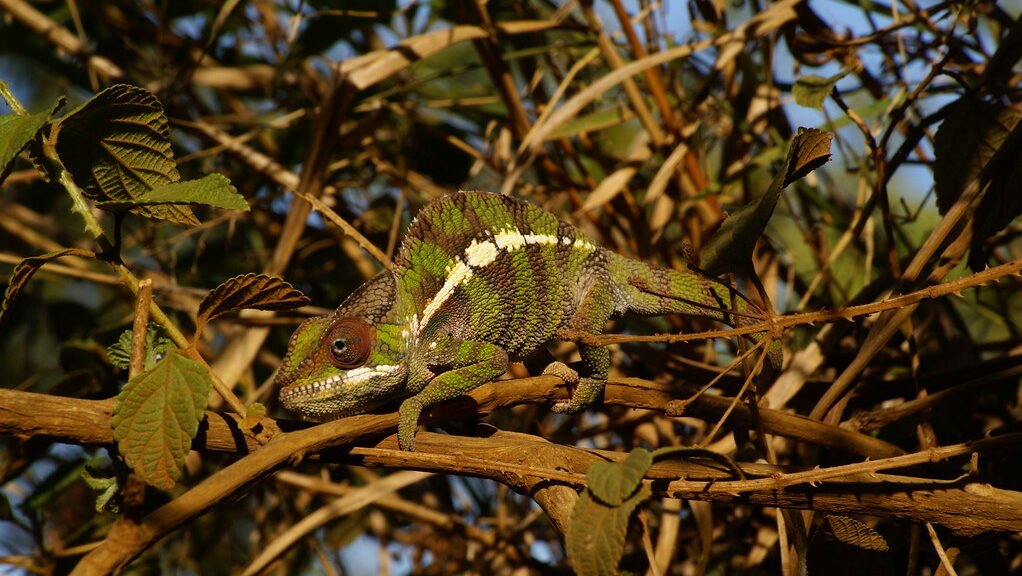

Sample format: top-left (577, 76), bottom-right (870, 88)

top-left (826, 515), bottom-right (890, 552)
top-left (239, 402), bottom-right (267, 432)
top-left (933, 97), bottom-right (1022, 270)
top-left (587, 448), bottom-right (652, 506)
top-left (934, 96), bottom-right (1003, 214)
top-left (0, 98), bottom-right (63, 186)
top-left (107, 323), bottom-right (173, 370)
top-left (82, 466), bottom-right (120, 513)
top-left (972, 114), bottom-right (1022, 270)
top-left (51, 84), bottom-right (197, 225)
top-left (111, 349), bottom-right (213, 490)
top-left (95, 174), bottom-right (248, 211)
top-left (701, 128), bottom-right (831, 276)
top-left (547, 105), bottom-right (635, 140)
top-left (566, 484), bottom-right (651, 576)
top-left (1, 248), bottom-right (96, 331)
top-left (792, 70), bottom-right (850, 110)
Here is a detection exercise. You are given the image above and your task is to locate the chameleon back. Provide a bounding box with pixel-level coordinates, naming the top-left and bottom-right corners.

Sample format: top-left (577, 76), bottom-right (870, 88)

top-left (395, 191), bottom-right (608, 357)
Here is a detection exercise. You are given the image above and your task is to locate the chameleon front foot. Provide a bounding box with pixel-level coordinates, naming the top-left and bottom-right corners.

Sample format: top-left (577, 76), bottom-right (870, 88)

top-left (397, 397), bottom-right (423, 451)
top-left (544, 362), bottom-right (604, 414)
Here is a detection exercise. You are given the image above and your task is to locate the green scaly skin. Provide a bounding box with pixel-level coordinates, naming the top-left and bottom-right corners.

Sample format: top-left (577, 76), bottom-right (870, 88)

top-left (276, 191), bottom-right (778, 450)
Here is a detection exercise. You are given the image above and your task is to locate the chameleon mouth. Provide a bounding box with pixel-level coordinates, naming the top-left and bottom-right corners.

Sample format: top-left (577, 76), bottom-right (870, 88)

top-left (279, 364), bottom-right (403, 404)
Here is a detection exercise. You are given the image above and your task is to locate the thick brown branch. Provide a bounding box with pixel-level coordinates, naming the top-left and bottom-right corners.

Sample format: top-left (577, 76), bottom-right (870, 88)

top-left (0, 380), bottom-right (1001, 572)
top-left (0, 374), bottom-right (899, 459)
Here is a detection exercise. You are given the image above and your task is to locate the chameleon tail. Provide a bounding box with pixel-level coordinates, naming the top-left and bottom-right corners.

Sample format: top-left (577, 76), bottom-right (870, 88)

top-left (607, 252), bottom-right (782, 369)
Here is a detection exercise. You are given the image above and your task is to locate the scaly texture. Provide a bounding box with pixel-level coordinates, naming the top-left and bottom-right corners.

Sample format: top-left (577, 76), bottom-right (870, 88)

top-left (276, 191), bottom-right (775, 450)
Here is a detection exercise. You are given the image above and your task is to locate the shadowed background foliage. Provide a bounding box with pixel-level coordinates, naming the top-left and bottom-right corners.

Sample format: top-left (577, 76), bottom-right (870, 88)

top-left (1, 0), bottom-right (1021, 574)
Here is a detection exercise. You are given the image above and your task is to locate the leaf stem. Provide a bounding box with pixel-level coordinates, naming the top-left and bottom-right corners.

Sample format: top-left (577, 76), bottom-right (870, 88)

top-left (0, 80), bottom-right (27, 114)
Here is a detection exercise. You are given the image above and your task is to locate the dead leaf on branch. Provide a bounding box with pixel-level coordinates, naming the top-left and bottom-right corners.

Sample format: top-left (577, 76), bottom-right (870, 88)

top-left (194, 273), bottom-right (310, 340)
top-left (0, 248), bottom-right (96, 330)
top-left (784, 127), bottom-right (834, 187)
top-left (826, 515), bottom-right (890, 552)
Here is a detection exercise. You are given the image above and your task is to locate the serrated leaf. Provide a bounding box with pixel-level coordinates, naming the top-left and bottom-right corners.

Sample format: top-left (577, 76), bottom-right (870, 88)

top-left (52, 84), bottom-right (197, 225)
top-left (587, 448), bottom-right (653, 506)
top-left (96, 174), bottom-right (248, 211)
top-left (793, 70), bottom-right (850, 110)
top-left (107, 323), bottom-right (173, 370)
top-left (933, 97), bottom-right (1022, 270)
top-left (784, 127), bottom-right (833, 187)
top-left (1, 248), bottom-right (95, 331)
top-left (701, 128), bottom-right (831, 276)
top-left (826, 515), bottom-right (890, 552)
top-left (566, 484), bottom-right (651, 576)
top-left (111, 350), bottom-right (212, 490)
top-left (0, 98), bottom-right (64, 185)
top-left (195, 274), bottom-right (310, 335)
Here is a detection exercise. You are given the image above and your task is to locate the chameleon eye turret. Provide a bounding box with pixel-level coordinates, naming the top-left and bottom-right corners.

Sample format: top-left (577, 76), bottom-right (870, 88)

top-left (276, 191), bottom-right (778, 450)
top-left (327, 318), bottom-right (372, 368)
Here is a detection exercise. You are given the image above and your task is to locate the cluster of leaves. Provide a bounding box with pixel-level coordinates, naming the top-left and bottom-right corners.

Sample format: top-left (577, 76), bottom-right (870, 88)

top-left (109, 272), bottom-right (306, 491)
top-left (1, 83), bottom-right (310, 493)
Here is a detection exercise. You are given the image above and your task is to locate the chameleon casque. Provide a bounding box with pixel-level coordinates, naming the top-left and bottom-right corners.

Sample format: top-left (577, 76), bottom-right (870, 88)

top-left (276, 191), bottom-right (776, 450)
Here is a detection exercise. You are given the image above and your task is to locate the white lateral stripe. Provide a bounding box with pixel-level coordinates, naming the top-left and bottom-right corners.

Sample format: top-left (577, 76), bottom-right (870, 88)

top-left (464, 239), bottom-right (499, 267)
top-left (418, 260), bottom-right (473, 333)
top-left (414, 227), bottom-right (597, 336)
top-left (494, 228), bottom-right (525, 250)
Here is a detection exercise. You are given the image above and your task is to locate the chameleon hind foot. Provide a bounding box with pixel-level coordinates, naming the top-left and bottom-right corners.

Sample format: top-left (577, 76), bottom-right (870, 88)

top-left (544, 362), bottom-right (604, 414)
top-left (543, 361), bottom-right (578, 385)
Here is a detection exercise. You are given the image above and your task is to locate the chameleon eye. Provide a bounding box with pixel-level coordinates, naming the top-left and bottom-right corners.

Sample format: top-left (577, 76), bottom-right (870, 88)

top-left (328, 318), bottom-right (372, 368)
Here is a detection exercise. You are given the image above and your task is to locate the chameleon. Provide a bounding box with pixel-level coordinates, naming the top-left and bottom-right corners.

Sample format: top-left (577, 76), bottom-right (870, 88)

top-left (276, 191), bottom-right (778, 450)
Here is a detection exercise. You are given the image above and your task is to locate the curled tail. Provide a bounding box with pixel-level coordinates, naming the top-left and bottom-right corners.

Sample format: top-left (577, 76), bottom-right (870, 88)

top-left (607, 251), bottom-right (782, 369)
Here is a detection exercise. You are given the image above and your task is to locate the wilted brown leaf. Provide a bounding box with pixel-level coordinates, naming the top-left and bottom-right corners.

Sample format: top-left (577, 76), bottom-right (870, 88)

top-left (195, 274), bottom-right (310, 337)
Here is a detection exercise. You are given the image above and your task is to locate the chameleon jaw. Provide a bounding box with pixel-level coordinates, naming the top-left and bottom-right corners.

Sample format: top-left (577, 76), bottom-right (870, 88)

top-left (278, 364), bottom-right (406, 420)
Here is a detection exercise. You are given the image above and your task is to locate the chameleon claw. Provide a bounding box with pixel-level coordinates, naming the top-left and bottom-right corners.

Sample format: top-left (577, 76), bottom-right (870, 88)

top-left (550, 400), bottom-right (571, 413)
top-left (545, 362), bottom-right (582, 413)
top-left (549, 376), bottom-right (604, 414)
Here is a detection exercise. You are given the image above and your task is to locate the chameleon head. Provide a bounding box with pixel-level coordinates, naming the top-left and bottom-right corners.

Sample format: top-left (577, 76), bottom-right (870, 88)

top-left (275, 272), bottom-right (409, 420)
